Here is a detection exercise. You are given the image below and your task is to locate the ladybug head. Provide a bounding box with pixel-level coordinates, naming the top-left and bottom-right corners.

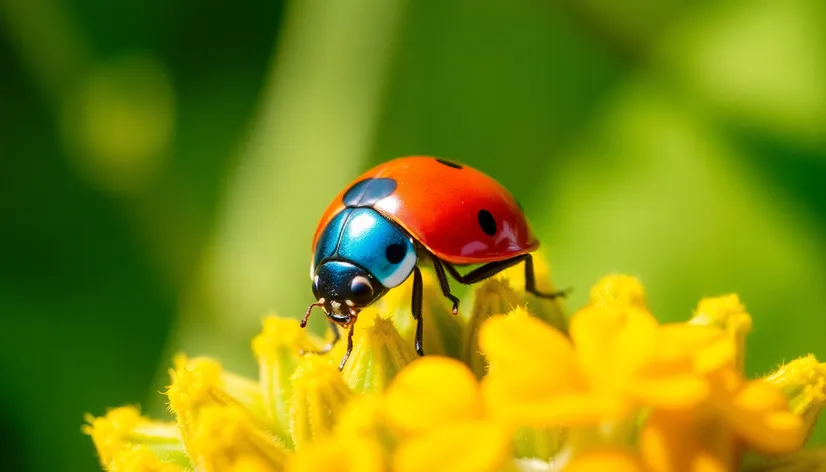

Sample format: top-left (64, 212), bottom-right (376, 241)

top-left (311, 260), bottom-right (388, 322)
top-left (307, 207), bottom-right (418, 326)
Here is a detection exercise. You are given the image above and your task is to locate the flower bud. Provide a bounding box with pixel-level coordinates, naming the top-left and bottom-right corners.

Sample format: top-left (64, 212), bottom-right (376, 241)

top-left (252, 315), bottom-right (323, 445)
top-left (341, 315), bottom-right (416, 393)
top-left (289, 355), bottom-right (353, 449)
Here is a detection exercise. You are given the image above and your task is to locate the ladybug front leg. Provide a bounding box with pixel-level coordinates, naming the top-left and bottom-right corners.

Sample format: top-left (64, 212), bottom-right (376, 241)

top-left (338, 322), bottom-right (356, 371)
top-left (411, 266), bottom-right (425, 356)
top-left (431, 258), bottom-right (460, 315)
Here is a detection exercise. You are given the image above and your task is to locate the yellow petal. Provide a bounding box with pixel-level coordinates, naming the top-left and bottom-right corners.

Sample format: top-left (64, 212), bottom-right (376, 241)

top-left (689, 294), bottom-right (752, 372)
top-left (286, 435), bottom-right (385, 472)
top-left (481, 308), bottom-right (637, 428)
top-left (463, 276), bottom-right (526, 377)
top-left (640, 409), bottom-right (736, 472)
top-left (588, 274), bottom-right (647, 309)
top-left (628, 373), bottom-right (710, 409)
top-left (479, 313), bottom-right (584, 396)
top-left (384, 356), bottom-right (482, 435)
top-left (570, 304), bottom-right (658, 392)
top-left (491, 252), bottom-right (569, 333)
top-left (762, 354), bottom-right (826, 444)
top-left (107, 444), bottom-right (185, 472)
top-left (82, 406), bottom-right (186, 468)
top-left (483, 389), bottom-right (628, 427)
top-left (392, 421), bottom-right (511, 472)
top-left (188, 405), bottom-right (289, 472)
top-left (166, 355), bottom-right (270, 449)
top-left (564, 450), bottom-right (646, 472)
top-left (654, 324), bottom-right (736, 374)
top-left (341, 315), bottom-right (417, 393)
top-left (252, 315), bottom-right (325, 445)
top-left (712, 379), bottom-right (804, 454)
top-left (289, 355), bottom-right (353, 449)
top-left (334, 394), bottom-right (386, 439)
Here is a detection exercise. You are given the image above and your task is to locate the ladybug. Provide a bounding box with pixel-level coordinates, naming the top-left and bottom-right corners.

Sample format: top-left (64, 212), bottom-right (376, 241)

top-left (302, 156), bottom-right (567, 369)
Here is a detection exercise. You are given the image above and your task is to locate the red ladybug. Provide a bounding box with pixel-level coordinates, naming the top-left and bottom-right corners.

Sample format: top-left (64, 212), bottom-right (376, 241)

top-left (302, 156), bottom-right (567, 369)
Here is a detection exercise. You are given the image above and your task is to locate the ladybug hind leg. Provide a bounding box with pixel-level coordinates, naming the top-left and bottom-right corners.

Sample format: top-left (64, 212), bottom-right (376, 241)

top-left (441, 254), bottom-right (571, 300)
top-left (408, 255), bottom-right (569, 360)
top-left (522, 255), bottom-right (573, 299)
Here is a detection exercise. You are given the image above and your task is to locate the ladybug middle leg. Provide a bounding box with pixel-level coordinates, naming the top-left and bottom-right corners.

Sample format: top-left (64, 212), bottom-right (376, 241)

top-left (299, 320), bottom-right (342, 356)
top-left (431, 258), bottom-right (460, 315)
top-left (440, 253), bottom-right (570, 300)
top-left (322, 320), bottom-right (341, 352)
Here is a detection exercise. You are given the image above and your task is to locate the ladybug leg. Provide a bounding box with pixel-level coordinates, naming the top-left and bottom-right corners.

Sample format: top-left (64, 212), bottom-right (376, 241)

top-left (329, 320), bottom-right (341, 344)
top-left (338, 322), bottom-right (356, 371)
top-left (411, 265), bottom-right (425, 356)
top-left (318, 320), bottom-right (341, 353)
top-left (441, 255), bottom-right (526, 284)
top-left (523, 254), bottom-right (572, 299)
top-left (300, 320), bottom-right (342, 356)
top-left (442, 254), bottom-right (570, 299)
top-left (431, 258), bottom-right (460, 315)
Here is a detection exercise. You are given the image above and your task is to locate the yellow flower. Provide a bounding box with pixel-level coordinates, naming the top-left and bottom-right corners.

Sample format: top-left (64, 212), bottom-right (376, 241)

top-left (84, 264), bottom-right (825, 472)
top-left (251, 315), bottom-right (325, 445)
top-left (384, 357), bottom-right (513, 472)
top-left (82, 406), bottom-right (187, 469)
top-left (763, 354), bottom-right (826, 441)
top-left (462, 253), bottom-right (567, 377)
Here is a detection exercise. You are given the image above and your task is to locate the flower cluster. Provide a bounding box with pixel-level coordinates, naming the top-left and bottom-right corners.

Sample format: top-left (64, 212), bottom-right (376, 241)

top-left (84, 259), bottom-right (825, 471)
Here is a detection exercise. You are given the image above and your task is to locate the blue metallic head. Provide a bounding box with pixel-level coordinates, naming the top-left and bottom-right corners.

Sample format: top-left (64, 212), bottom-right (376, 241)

top-left (310, 208), bottom-right (417, 320)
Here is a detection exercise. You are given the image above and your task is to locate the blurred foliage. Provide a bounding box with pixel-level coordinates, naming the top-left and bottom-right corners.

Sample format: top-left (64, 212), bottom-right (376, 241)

top-left (0, 0), bottom-right (824, 471)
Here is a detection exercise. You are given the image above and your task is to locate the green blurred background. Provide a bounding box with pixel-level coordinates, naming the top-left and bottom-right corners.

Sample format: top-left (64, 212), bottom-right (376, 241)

top-left (1, 0), bottom-right (825, 470)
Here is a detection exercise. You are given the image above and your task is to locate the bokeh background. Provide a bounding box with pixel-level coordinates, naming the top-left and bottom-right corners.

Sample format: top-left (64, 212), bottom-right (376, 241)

top-left (1, 0), bottom-right (825, 470)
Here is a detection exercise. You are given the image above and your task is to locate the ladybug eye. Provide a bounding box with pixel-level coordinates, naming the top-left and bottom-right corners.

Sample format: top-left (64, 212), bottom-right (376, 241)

top-left (350, 276), bottom-right (373, 300)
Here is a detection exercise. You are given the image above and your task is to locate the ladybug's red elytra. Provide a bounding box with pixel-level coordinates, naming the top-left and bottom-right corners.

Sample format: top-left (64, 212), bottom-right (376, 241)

top-left (303, 156), bottom-right (568, 369)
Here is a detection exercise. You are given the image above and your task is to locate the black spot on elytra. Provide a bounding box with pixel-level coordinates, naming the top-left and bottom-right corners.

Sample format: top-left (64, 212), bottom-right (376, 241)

top-left (385, 243), bottom-right (406, 264)
top-left (435, 158), bottom-right (462, 169)
top-left (478, 209), bottom-right (497, 236)
top-left (342, 177), bottom-right (397, 207)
